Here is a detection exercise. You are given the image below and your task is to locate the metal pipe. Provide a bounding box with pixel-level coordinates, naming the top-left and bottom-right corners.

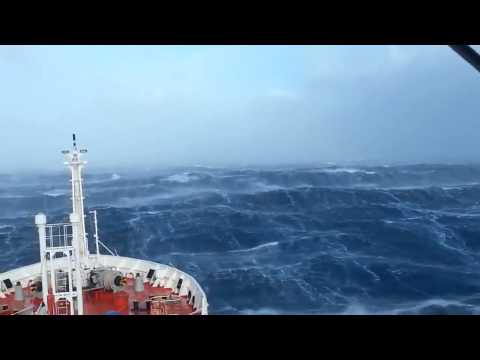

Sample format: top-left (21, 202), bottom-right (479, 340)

top-left (97, 239), bottom-right (116, 256)
top-left (90, 210), bottom-right (100, 256)
top-left (35, 213), bottom-right (49, 306)
top-left (449, 45), bottom-right (480, 73)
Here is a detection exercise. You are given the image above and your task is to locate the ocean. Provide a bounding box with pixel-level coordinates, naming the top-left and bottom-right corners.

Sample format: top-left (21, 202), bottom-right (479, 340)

top-left (2, 163), bottom-right (480, 314)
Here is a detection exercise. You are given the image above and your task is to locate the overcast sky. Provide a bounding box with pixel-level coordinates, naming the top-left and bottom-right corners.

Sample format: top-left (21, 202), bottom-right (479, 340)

top-left (1, 45), bottom-right (479, 172)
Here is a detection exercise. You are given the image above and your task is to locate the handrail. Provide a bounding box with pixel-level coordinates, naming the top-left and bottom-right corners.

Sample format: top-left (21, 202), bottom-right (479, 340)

top-left (89, 210), bottom-right (118, 257)
top-left (97, 239), bottom-right (116, 256)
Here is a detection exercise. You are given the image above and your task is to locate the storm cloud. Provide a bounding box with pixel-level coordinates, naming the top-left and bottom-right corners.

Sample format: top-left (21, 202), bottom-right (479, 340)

top-left (0, 45), bottom-right (479, 172)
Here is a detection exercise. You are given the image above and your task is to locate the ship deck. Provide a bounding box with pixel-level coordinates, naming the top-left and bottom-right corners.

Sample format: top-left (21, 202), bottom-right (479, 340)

top-left (0, 278), bottom-right (198, 315)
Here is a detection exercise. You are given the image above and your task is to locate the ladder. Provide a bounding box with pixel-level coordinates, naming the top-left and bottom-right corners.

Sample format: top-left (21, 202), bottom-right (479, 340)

top-left (55, 271), bottom-right (69, 293)
top-left (55, 298), bottom-right (71, 315)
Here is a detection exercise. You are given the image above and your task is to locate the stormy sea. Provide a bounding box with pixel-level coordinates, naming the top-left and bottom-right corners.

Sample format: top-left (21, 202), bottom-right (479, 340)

top-left (2, 163), bottom-right (480, 315)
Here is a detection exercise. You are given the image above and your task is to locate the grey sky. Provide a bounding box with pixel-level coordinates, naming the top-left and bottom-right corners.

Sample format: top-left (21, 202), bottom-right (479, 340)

top-left (0, 45), bottom-right (479, 172)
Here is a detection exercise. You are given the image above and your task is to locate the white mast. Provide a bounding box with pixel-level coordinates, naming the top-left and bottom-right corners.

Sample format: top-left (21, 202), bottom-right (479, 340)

top-left (62, 134), bottom-right (89, 262)
top-left (33, 134), bottom-right (90, 315)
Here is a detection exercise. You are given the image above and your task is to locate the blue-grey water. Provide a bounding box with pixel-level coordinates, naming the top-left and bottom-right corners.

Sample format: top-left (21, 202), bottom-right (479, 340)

top-left (2, 164), bottom-right (480, 314)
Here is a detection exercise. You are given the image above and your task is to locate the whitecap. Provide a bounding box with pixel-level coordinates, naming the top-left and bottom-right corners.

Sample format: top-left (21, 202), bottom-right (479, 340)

top-left (238, 307), bottom-right (281, 315)
top-left (229, 241), bottom-right (279, 253)
top-left (43, 189), bottom-right (68, 197)
top-left (166, 173), bottom-right (200, 183)
top-left (322, 168), bottom-right (377, 175)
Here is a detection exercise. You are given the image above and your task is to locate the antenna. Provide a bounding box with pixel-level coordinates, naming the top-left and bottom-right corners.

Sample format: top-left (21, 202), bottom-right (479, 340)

top-left (63, 134), bottom-right (89, 262)
top-left (62, 134), bottom-right (87, 156)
